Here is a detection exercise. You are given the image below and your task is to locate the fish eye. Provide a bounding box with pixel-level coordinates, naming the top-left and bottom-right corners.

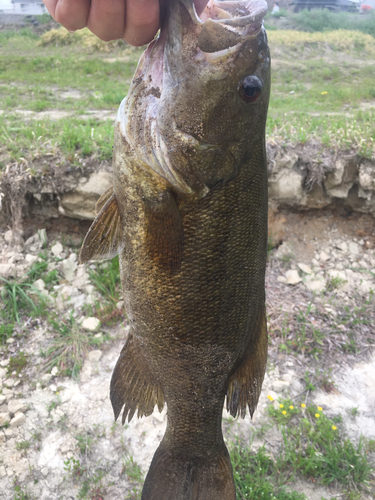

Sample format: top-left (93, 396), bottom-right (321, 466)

top-left (238, 76), bottom-right (262, 103)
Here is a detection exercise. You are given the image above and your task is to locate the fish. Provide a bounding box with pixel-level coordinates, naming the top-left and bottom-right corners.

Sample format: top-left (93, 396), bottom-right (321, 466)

top-left (79, 0), bottom-right (271, 498)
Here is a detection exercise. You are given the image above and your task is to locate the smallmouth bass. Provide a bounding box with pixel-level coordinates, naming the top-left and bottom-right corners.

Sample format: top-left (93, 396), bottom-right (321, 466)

top-left (80, 0), bottom-right (270, 498)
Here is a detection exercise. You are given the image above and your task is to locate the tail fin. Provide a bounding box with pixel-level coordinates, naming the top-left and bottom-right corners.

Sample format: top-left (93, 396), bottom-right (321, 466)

top-left (141, 443), bottom-right (236, 500)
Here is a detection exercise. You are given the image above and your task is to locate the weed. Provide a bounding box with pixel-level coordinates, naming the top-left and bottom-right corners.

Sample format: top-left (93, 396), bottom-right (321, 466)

top-left (121, 455), bottom-right (143, 499)
top-left (347, 407), bottom-right (360, 418)
top-left (76, 431), bottom-right (95, 455)
top-left (231, 442), bottom-right (307, 499)
top-left (16, 440), bottom-right (31, 452)
top-left (13, 484), bottom-right (32, 500)
top-left (8, 351), bottom-right (28, 375)
top-left (267, 399), bottom-right (373, 488)
top-left (42, 314), bottom-right (95, 378)
top-left (63, 457), bottom-right (87, 478)
top-left (328, 276), bottom-right (348, 291)
top-left (46, 396), bottom-right (61, 413)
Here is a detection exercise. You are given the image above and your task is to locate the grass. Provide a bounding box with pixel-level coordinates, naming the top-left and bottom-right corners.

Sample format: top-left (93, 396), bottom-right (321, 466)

top-left (0, 27), bottom-right (374, 167)
top-left (230, 398), bottom-right (373, 500)
top-left (86, 256), bottom-right (124, 324)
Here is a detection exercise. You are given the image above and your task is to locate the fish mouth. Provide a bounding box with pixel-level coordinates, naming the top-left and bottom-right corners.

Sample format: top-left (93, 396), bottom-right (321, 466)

top-left (188, 0), bottom-right (269, 53)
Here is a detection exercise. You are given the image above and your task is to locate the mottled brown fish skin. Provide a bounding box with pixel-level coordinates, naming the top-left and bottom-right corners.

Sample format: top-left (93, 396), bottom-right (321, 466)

top-left (80, 0), bottom-right (270, 498)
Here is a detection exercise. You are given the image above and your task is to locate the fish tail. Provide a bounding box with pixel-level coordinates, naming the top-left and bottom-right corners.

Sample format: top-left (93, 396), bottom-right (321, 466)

top-left (141, 442), bottom-right (236, 500)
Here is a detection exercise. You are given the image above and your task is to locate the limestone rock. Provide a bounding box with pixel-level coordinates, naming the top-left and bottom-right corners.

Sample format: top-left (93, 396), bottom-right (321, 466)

top-left (0, 264), bottom-right (12, 278)
top-left (0, 412), bottom-right (10, 426)
top-left (10, 412), bottom-right (26, 427)
top-left (33, 279), bottom-right (46, 291)
top-left (60, 170), bottom-right (112, 220)
top-left (272, 380), bottom-right (290, 393)
top-left (298, 263), bottom-right (312, 274)
top-left (268, 168), bottom-right (305, 203)
top-left (359, 161), bottom-right (375, 191)
top-left (88, 350), bottom-right (102, 363)
top-left (348, 242), bottom-right (360, 256)
top-left (8, 400), bottom-right (28, 415)
top-left (59, 258), bottom-right (77, 282)
top-left (285, 269), bottom-right (302, 285)
top-left (82, 317), bottom-right (101, 332)
top-left (51, 242), bottom-right (63, 256)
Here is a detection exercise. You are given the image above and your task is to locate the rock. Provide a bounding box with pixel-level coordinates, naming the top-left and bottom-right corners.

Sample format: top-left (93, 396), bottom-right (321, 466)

top-left (0, 395), bottom-right (6, 405)
top-left (49, 384), bottom-right (57, 392)
top-left (272, 380), bottom-right (290, 393)
top-left (4, 378), bottom-right (16, 388)
top-left (285, 269), bottom-right (302, 285)
top-left (0, 367), bottom-right (6, 379)
top-left (10, 412), bottom-right (26, 427)
top-left (268, 169), bottom-right (305, 203)
top-left (359, 161), bottom-right (375, 191)
top-left (33, 279), bottom-right (46, 291)
top-left (51, 242), bottom-right (63, 256)
top-left (0, 263), bottom-right (12, 278)
top-left (60, 170), bottom-right (113, 220)
top-left (88, 350), bottom-right (102, 363)
top-left (298, 263), bottom-right (312, 274)
top-left (25, 254), bottom-right (38, 266)
top-left (51, 367), bottom-right (58, 376)
top-left (272, 151), bottom-right (299, 172)
top-left (58, 258), bottom-right (77, 282)
top-left (0, 412), bottom-right (10, 426)
top-left (6, 338), bottom-right (15, 344)
top-left (0, 465), bottom-right (6, 477)
top-left (41, 467), bottom-right (49, 477)
top-left (116, 300), bottom-right (124, 310)
top-left (348, 242), bottom-right (360, 256)
top-left (337, 241), bottom-right (348, 252)
top-left (304, 275), bottom-right (326, 292)
top-left (274, 242), bottom-right (293, 260)
top-left (4, 229), bottom-right (23, 245)
top-left (319, 251), bottom-right (330, 262)
top-left (7, 400), bottom-right (27, 415)
top-left (277, 275), bottom-right (287, 283)
top-left (82, 317), bottom-right (101, 332)
top-left (328, 270), bottom-right (347, 281)
top-left (0, 433), bottom-right (5, 444)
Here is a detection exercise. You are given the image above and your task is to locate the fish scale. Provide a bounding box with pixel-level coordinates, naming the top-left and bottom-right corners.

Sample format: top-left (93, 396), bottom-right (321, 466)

top-left (80, 0), bottom-right (271, 498)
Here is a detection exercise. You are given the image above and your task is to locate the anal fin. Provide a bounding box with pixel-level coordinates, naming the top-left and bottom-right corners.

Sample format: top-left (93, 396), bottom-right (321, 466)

top-left (110, 333), bottom-right (164, 424)
top-left (227, 305), bottom-right (268, 418)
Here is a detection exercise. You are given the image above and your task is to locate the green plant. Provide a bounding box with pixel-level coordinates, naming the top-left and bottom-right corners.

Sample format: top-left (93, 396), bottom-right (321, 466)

top-left (16, 440), bottom-right (31, 452)
top-left (13, 484), bottom-right (32, 500)
top-left (42, 314), bottom-right (96, 378)
top-left (8, 351), bottom-right (28, 375)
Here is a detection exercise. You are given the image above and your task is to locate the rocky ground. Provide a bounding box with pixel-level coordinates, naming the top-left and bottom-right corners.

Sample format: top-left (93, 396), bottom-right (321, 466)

top-left (0, 209), bottom-right (374, 500)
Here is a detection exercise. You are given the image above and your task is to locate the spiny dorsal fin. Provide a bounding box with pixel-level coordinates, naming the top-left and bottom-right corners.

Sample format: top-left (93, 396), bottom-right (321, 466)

top-left (144, 190), bottom-right (184, 275)
top-left (79, 191), bottom-right (124, 264)
top-left (95, 186), bottom-right (115, 214)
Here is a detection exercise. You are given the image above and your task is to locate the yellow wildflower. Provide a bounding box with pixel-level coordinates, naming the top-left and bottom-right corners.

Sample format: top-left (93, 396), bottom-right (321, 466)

top-left (332, 425), bottom-right (337, 430)
top-left (282, 411), bottom-right (287, 415)
top-left (267, 395), bottom-right (274, 401)
top-left (301, 403), bottom-right (306, 408)
top-left (317, 406), bottom-right (323, 411)
top-left (315, 413), bottom-right (320, 418)
top-left (279, 404), bottom-right (284, 409)
top-left (321, 91), bottom-right (328, 95)
top-left (289, 405), bottom-right (294, 410)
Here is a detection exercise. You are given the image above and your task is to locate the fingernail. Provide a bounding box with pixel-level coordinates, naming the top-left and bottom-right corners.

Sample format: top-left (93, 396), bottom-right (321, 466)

top-left (68, 30), bottom-right (76, 34)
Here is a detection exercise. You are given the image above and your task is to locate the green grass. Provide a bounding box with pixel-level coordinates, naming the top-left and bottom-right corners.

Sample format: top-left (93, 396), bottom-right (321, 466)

top-left (42, 313), bottom-right (103, 378)
top-left (265, 9), bottom-right (375, 37)
top-left (230, 398), bottom-right (373, 500)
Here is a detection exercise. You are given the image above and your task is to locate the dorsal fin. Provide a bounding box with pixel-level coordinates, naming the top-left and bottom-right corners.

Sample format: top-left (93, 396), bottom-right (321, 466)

top-left (79, 191), bottom-right (124, 264)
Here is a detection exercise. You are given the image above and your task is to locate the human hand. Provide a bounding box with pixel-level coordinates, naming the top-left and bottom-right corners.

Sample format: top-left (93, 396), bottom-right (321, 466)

top-left (43, 0), bottom-right (209, 46)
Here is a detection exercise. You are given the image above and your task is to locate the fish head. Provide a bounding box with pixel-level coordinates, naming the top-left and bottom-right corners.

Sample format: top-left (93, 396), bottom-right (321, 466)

top-left (119, 0), bottom-right (270, 196)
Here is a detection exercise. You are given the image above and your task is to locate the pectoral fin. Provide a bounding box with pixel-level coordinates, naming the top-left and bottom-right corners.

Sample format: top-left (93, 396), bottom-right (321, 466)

top-left (144, 190), bottom-right (184, 274)
top-left (79, 191), bottom-right (124, 264)
top-left (95, 186), bottom-right (115, 214)
top-left (227, 305), bottom-right (268, 418)
top-left (110, 333), bottom-right (164, 423)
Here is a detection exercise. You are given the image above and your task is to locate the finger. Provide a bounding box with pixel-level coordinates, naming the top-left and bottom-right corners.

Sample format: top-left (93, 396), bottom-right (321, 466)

top-left (43, 0), bottom-right (91, 31)
top-left (123, 0), bottom-right (160, 46)
top-left (87, 0), bottom-right (126, 42)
